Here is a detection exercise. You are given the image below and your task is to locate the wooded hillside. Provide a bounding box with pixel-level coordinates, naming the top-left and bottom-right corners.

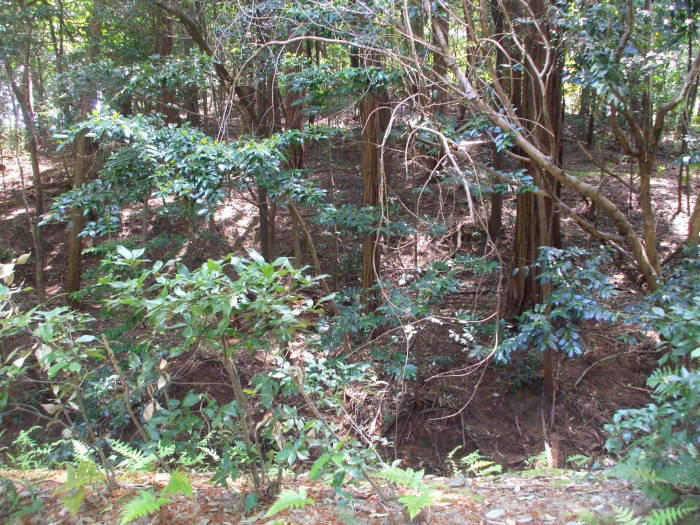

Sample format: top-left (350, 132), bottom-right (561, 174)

top-left (1, 0), bottom-right (699, 523)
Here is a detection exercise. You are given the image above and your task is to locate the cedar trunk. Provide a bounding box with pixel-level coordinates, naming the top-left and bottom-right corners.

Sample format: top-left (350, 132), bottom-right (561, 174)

top-left (504, 0), bottom-right (563, 397)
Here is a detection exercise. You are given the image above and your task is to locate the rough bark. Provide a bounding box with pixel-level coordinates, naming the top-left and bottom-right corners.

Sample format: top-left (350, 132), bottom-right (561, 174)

top-left (359, 54), bottom-right (385, 306)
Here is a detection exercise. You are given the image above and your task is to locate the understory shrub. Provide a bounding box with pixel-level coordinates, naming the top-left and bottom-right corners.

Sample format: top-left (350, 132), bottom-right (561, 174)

top-left (1, 248), bottom-right (380, 505)
top-left (606, 251), bottom-right (700, 505)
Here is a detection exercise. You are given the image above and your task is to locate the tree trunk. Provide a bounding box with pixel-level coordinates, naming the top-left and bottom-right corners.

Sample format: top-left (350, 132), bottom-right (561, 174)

top-left (504, 0), bottom-right (563, 397)
top-left (5, 60), bottom-right (46, 302)
top-left (155, 8), bottom-right (179, 124)
top-left (66, 10), bottom-right (101, 302)
top-left (360, 53), bottom-right (385, 306)
top-left (488, 0), bottom-right (507, 239)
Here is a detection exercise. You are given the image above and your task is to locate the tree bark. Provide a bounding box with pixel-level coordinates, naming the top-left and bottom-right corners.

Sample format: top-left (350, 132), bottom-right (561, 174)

top-left (359, 53), bottom-right (385, 306)
top-left (66, 10), bottom-right (101, 302)
top-left (5, 59), bottom-right (46, 302)
top-left (155, 8), bottom-right (179, 124)
top-left (502, 0), bottom-right (563, 397)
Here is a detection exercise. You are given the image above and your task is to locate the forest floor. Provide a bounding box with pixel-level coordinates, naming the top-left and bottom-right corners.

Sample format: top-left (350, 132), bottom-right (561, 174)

top-left (0, 130), bottom-right (696, 522)
top-left (2, 467), bottom-right (651, 524)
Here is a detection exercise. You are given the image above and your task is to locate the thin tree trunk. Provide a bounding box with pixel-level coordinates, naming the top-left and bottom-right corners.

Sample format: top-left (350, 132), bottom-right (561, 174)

top-left (155, 8), bottom-right (179, 124)
top-left (5, 60), bottom-right (46, 302)
top-left (66, 10), bottom-right (101, 302)
top-left (360, 53), bottom-right (384, 306)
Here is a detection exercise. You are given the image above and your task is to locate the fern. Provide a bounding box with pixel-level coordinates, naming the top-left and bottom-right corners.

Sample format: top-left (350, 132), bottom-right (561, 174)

top-left (614, 505), bottom-right (644, 525)
top-left (55, 459), bottom-right (105, 516)
top-left (110, 440), bottom-right (156, 471)
top-left (397, 492), bottom-right (436, 520)
top-left (71, 440), bottom-right (93, 462)
top-left (118, 471), bottom-right (193, 524)
top-left (375, 466), bottom-right (426, 490)
top-left (614, 501), bottom-right (699, 525)
top-left (459, 450), bottom-right (502, 477)
top-left (375, 466), bottom-right (436, 520)
top-left (566, 454), bottom-right (591, 469)
top-left (120, 490), bottom-right (171, 524)
top-left (264, 488), bottom-right (315, 518)
top-left (161, 471), bottom-right (193, 498)
top-left (646, 503), bottom-right (698, 525)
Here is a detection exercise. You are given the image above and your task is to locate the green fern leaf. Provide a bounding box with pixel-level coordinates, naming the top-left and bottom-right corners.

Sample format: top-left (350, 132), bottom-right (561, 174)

top-left (264, 488), bottom-right (315, 518)
top-left (397, 492), bottom-right (436, 520)
top-left (161, 471), bottom-right (193, 498)
top-left (646, 502), bottom-right (698, 525)
top-left (110, 440), bottom-right (156, 471)
top-left (120, 490), bottom-right (170, 525)
top-left (613, 505), bottom-right (643, 525)
top-left (375, 466), bottom-right (426, 490)
top-left (57, 459), bottom-right (104, 493)
top-left (61, 488), bottom-right (85, 516)
top-left (71, 440), bottom-right (93, 461)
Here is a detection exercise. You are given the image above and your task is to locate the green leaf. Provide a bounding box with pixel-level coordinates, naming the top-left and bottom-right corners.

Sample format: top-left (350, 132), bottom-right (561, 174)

top-left (243, 492), bottom-right (259, 513)
top-left (397, 492), bottom-right (436, 520)
top-left (61, 488), bottom-right (85, 516)
top-left (374, 466), bottom-right (426, 490)
top-left (264, 488), bottom-right (315, 518)
top-left (116, 245), bottom-right (133, 259)
top-left (120, 491), bottom-right (170, 525)
top-left (161, 471), bottom-right (193, 498)
top-left (309, 453), bottom-right (331, 481)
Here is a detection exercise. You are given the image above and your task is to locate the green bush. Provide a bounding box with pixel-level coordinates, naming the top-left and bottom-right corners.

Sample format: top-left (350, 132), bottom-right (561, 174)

top-left (606, 252), bottom-right (700, 505)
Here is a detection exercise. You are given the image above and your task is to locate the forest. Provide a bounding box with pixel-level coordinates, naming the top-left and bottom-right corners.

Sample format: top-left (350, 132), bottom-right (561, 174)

top-left (0, 0), bottom-right (699, 523)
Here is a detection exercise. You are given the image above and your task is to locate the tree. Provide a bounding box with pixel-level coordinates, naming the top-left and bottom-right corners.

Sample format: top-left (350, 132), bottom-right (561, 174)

top-left (2, 2), bottom-right (47, 301)
top-left (66, 4), bottom-right (102, 301)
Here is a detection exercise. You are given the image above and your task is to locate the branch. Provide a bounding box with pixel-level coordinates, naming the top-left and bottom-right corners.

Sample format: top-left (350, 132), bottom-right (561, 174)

top-left (613, 0), bottom-right (634, 62)
top-left (652, 45), bottom-right (700, 149)
top-left (575, 138), bottom-right (636, 192)
top-left (147, 0), bottom-right (232, 85)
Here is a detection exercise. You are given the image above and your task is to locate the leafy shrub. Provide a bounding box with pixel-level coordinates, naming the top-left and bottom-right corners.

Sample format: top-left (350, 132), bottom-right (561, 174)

top-left (606, 252), bottom-right (700, 506)
top-left (498, 246), bottom-right (618, 362)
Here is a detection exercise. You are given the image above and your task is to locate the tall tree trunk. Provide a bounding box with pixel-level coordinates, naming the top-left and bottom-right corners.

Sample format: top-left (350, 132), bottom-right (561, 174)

top-left (504, 0), bottom-right (562, 397)
top-left (155, 9), bottom-right (179, 124)
top-left (5, 59), bottom-right (46, 302)
top-left (359, 52), bottom-right (387, 306)
top-left (488, 0), bottom-right (507, 239)
top-left (66, 11), bottom-right (101, 302)
top-left (255, 74), bottom-right (277, 261)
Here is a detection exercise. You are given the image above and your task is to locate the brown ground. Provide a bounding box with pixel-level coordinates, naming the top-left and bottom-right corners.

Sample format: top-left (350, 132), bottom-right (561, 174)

top-left (2, 468), bottom-right (651, 524)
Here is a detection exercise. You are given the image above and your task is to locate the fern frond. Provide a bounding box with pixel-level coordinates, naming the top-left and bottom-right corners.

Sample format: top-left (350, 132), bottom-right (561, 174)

top-left (264, 488), bottom-right (315, 518)
top-left (61, 489), bottom-right (85, 516)
top-left (110, 440), bottom-right (156, 471)
top-left (458, 450), bottom-right (502, 477)
top-left (397, 492), bottom-right (436, 520)
top-left (71, 440), bottom-right (93, 461)
top-left (613, 505), bottom-right (643, 525)
top-left (198, 445), bottom-right (220, 462)
top-left (120, 490), bottom-right (170, 525)
top-left (161, 471), bottom-right (193, 498)
top-left (646, 503), bottom-right (698, 525)
top-left (375, 466), bottom-right (426, 490)
top-left (57, 459), bottom-right (104, 493)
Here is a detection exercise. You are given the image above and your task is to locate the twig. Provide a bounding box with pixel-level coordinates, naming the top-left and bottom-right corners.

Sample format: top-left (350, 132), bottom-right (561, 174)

top-left (102, 335), bottom-right (171, 473)
top-left (574, 350), bottom-right (658, 388)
